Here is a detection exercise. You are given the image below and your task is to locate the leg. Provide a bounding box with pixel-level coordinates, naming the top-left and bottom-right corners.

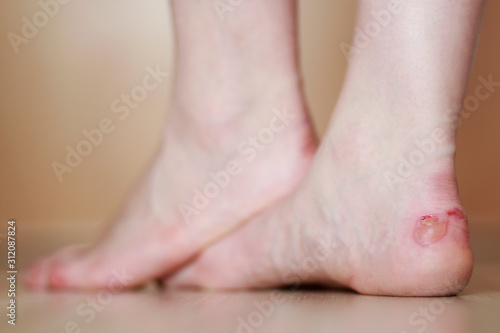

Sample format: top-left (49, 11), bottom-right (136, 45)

top-left (167, 0), bottom-right (485, 296)
top-left (24, 0), bottom-right (316, 289)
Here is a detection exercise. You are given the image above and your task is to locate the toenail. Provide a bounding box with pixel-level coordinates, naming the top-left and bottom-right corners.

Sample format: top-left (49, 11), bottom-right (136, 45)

top-left (413, 214), bottom-right (448, 246)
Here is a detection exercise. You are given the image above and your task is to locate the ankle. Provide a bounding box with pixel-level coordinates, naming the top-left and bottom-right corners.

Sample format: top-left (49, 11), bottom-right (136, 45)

top-left (170, 74), bottom-right (307, 126)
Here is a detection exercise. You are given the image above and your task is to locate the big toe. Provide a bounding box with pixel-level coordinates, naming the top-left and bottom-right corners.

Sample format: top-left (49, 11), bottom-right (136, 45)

top-left (23, 245), bottom-right (88, 290)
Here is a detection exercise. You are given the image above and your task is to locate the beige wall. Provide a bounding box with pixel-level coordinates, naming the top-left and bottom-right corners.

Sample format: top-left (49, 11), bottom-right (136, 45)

top-left (0, 0), bottom-right (499, 232)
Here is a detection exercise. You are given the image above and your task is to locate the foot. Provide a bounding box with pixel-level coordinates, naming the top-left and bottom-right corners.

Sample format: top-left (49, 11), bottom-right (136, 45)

top-left (24, 96), bottom-right (316, 290)
top-left (165, 92), bottom-right (474, 296)
top-left (24, 0), bottom-right (317, 290)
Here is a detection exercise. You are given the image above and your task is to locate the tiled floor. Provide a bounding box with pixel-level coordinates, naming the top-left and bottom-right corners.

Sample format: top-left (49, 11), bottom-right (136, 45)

top-left (1, 222), bottom-right (499, 333)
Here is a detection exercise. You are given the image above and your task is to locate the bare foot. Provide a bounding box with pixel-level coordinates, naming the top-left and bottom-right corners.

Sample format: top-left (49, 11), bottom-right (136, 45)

top-left (23, 0), bottom-right (317, 290)
top-left (24, 101), bottom-right (316, 290)
top-left (165, 95), bottom-right (474, 296)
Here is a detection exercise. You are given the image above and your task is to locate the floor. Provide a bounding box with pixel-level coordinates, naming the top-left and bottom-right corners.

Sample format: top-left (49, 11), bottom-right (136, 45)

top-left (1, 222), bottom-right (499, 333)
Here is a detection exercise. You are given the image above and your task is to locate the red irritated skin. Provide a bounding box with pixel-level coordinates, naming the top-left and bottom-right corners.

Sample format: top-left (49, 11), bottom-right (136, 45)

top-left (413, 209), bottom-right (466, 246)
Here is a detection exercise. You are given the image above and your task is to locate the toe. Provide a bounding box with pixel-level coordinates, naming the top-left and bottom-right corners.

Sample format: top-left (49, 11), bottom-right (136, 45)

top-left (23, 245), bottom-right (87, 290)
top-left (23, 260), bottom-right (50, 290)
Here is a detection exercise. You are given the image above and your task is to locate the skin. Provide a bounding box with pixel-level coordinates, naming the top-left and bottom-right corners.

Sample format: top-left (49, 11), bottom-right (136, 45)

top-left (25, 0), bottom-right (485, 296)
top-left (24, 0), bottom-right (317, 289)
top-left (164, 0), bottom-right (485, 296)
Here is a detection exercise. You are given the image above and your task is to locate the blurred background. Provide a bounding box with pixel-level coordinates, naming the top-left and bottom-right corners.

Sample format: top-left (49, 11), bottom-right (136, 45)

top-left (0, 0), bottom-right (499, 259)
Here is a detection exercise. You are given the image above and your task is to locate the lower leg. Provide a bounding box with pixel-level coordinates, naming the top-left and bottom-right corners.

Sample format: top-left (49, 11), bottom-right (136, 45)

top-left (338, 0), bottom-right (485, 132)
top-left (171, 0), bottom-right (307, 123)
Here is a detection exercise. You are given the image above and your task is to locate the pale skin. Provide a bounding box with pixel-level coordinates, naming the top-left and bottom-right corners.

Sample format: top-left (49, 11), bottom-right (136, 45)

top-left (25, 0), bottom-right (486, 296)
